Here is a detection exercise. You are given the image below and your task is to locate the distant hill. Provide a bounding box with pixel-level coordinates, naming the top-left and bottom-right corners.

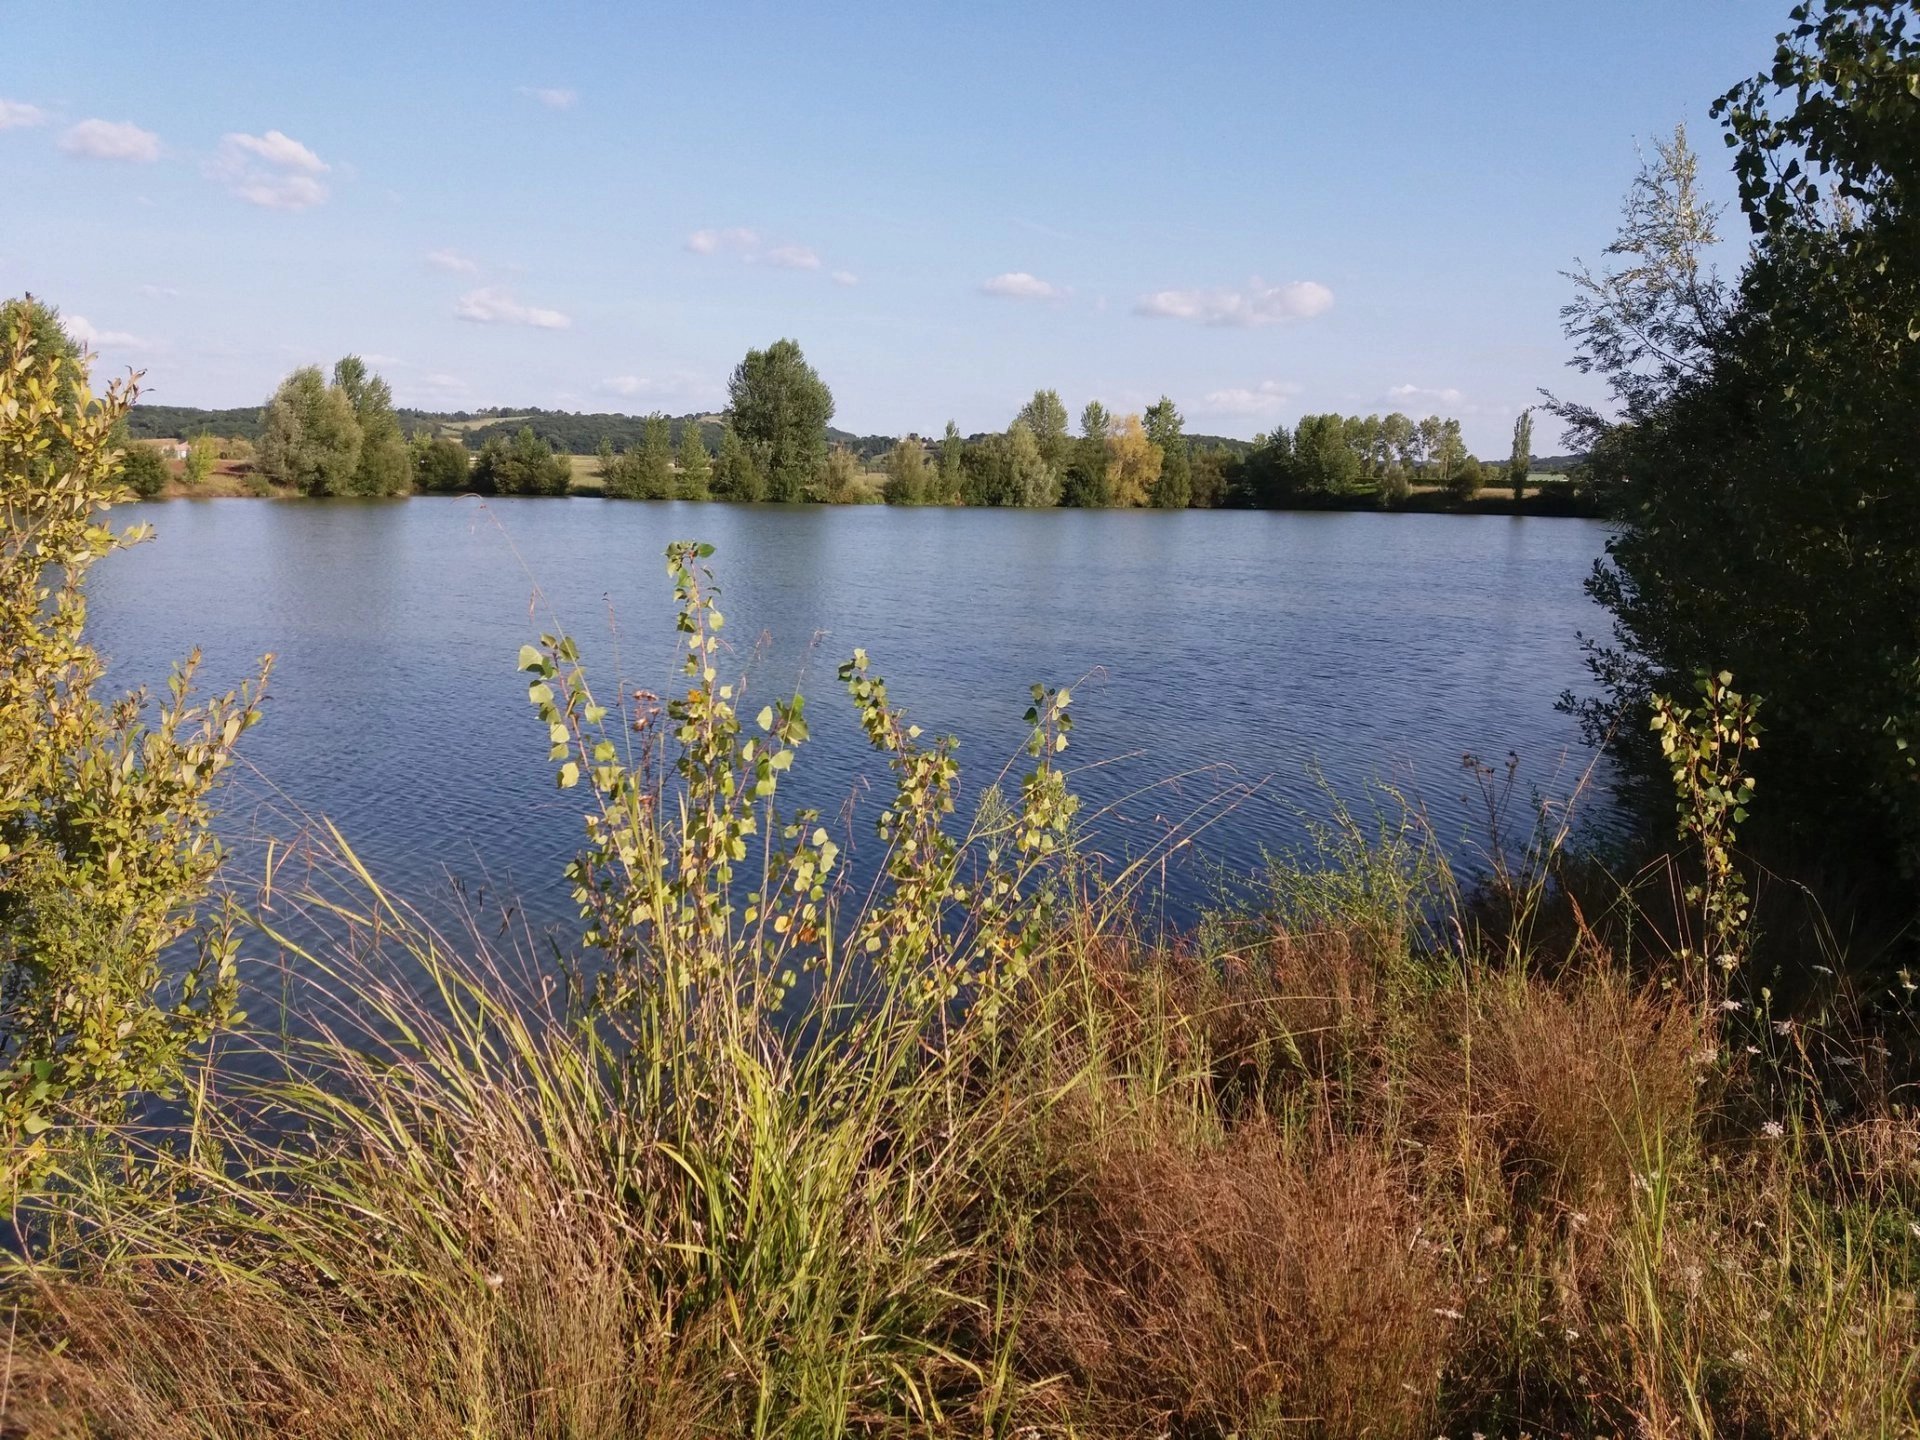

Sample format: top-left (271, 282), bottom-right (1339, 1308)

top-left (1530, 453), bottom-right (1586, 475)
top-left (128, 402), bottom-right (1263, 462)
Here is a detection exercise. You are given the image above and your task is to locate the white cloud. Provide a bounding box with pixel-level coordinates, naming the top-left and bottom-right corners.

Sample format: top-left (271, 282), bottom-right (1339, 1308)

top-left (686, 226), bottom-right (761, 256)
top-left (208, 130), bottom-right (331, 210)
top-left (598, 375), bottom-right (654, 397)
top-left (0, 100), bottom-right (47, 129)
top-left (980, 271), bottom-right (1063, 302)
top-left (426, 248), bottom-right (481, 274)
top-left (596, 372), bottom-right (718, 404)
top-left (67, 315), bottom-right (148, 349)
top-left (1134, 278), bottom-right (1334, 328)
top-left (454, 286), bottom-right (571, 330)
top-left (137, 283), bottom-right (180, 298)
top-left (362, 353), bottom-right (405, 367)
top-left (1198, 380), bottom-right (1304, 417)
top-left (687, 227), bottom-right (848, 283)
top-left (59, 119), bottom-right (161, 162)
top-left (519, 86), bottom-right (577, 109)
top-left (1386, 383), bottom-right (1466, 408)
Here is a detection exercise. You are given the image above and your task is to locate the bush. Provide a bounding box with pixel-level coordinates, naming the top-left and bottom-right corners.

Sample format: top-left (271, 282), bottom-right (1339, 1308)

top-left (116, 443), bottom-right (168, 498)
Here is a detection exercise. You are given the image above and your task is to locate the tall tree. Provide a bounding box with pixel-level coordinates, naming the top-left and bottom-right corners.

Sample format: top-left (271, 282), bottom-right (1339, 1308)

top-left (257, 366), bottom-right (361, 496)
top-left (1016, 389), bottom-right (1072, 473)
top-left (1006, 420), bottom-right (1058, 507)
top-left (726, 338), bottom-right (834, 503)
top-left (1143, 396), bottom-right (1191, 508)
top-left (1104, 413), bottom-right (1162, 508)
top-left (1061, 401), bottom-right (1111, 507)
top-left (411, 433), bottom-right (471, 493)
top-left (1507, 409), bottom-right (1533, 501)
top-left (936, 421), bottom-right (964, 504)
top-left (676, 421), bottom-right (711, 500)
top-left (637, 413), bottom-right (674, 500)
top-left (331, 355), bottom-right (408, 496)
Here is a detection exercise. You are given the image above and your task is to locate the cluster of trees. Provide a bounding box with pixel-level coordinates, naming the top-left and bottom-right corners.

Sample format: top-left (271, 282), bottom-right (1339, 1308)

top-left (255, 357), bottom-right (409, 496)
top-left (595, 416), bottom-right (711, 500)
top-left (1558, 0), bottom-right (1920, 902)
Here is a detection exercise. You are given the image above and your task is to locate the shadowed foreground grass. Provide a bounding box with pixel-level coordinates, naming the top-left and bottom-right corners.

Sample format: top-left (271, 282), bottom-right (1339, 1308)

top-left (4, 548), bottom-right (1918, 1439)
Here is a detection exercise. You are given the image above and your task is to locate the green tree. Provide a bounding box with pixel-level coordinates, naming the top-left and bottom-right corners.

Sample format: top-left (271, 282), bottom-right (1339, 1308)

top-left (118, 444), bottom-right (169, 498)
top-left (936, 421), bottom-right (964, 505)
top-left (0, 315), bottom-right (266, 1194)
top-left (1143, 396), bottom-right (1191, 508)
top-left (332, 356), bottom-right (408, 496)
top-left (477, 425), bottom-right (570, 496)
top-left (882, 436), bottom-right (930, 505)
top-left (1561, 6), bottom-right (1920, 882)
top-left (634, 413), bottom-right (674, 500)
top-left (712, 424), bottom-right (764, 502)
top-left (1290, 414), bottom-right (1362, 497)
top-left (411, 433), bottom-right (471, 493)
top-left (1006, 420), bottom-right (1057, 507)
top-left (1015, 389), bottom-right (1072, 472)
top-left (182, 434), bottom-right (218, 487)
top-left (257, 367), bottom-right (361, 496)
top-left (676, 421), bottom-right (711, 500)
top-left (1507, 409), bottom-right (1533, 501)
top-left (1061, 400), bottom-right (1111, 508)
top-left (726, 339), bottom-right (834, 503)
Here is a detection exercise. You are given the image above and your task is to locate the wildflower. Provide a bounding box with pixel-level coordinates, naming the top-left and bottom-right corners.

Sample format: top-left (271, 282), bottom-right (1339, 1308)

top-left (486, 1273), bottom-right (505, 1290)
top-left (1718, 998), bottom-right (1743, 1012)
top-left (1762, 1120), bottom-right (1785, 1139)
top-left (1433, 1307), bottom-right (1465, 1321)
top-left (1773, 1019), bottom-right (1794, 1036)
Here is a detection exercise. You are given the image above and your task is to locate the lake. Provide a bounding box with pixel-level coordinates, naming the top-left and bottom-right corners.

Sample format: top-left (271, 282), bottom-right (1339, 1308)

top-left (93, 499), bottom-right (1613, 933)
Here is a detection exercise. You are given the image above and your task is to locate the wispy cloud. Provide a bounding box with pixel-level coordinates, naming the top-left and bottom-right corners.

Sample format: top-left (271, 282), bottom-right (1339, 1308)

top-left (1134, 278), bottom-right (1333, 328)
top-left (1198, 380), bottom-right (1303, 417)
top-left (519, 86), bottom-right (577, 110)
top-left (207, 129), bottom-right (331, 210)
top-left (137, 283), bottom-right (180, 299)
top-left (67, 314), bottom-right (149, 349)
top-left (1386, 383), bottom-right (1465, 408)
top-left (59, 119), bottom-right (161, 162)
top-left (685, 227), bottom-right (850, 283)
top-left (980, 271), bottom-right (1064, 303)
top-left (0, 99), bottom-right (47, 130)
top-left (596, 372), bottom-right (719, 405)
top-left (455, 286), bottom-right (571, 330)
top-left (1011, 217), bottom-right (1072, 241)
top-left (686, 227), bottom-right (760, 256)
top-left (425, 248), bottom-right (481, 274)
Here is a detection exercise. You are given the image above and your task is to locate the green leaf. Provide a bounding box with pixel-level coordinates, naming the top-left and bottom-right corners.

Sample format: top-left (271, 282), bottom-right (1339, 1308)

top-left (517, 644), bottom-right (545, 672)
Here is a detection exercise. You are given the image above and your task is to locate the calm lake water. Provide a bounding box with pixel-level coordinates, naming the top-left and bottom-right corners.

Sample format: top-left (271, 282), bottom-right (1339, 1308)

top-left (93, 499), bottom-right (1611, 932)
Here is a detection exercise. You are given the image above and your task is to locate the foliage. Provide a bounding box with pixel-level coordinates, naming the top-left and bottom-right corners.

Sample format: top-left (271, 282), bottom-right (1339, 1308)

top-left (811, 445), bottom-right (866, 504)
top-left (1558, 11), bottom-right (1920, 885)
top-left (1015, 388), bottom-right (1072, 472)
top-left (1508, 408), bottom-right (1533, 499)
top-left (1144, 395), bottom-right (1192, 508)
top-left (474, 426), bottom-right (571, 497)
top-left (180, 435), bottom-right (217, 487)
top-left (257, 366), bottom-right (361, 496)
top-left (332, 356), bottom-right (410, 496)
top-left (0, 315), bottom-right (266, 1199)
top-left (1651, 670), bottom-right (1762, 988)
top-left (1104, 412), bottom-right (1161, 507)
top-left (116, 444), bottom-right (168, 498)
top-left (880, 435), bottom-right (930, 505)
top-left (936, 420), bottom-right (964, 504)
top-left (727, 338), bottom-right (834, 503)
top-left (711, 422), bottom-right (764, 502)
top-left (409, 432), bottom-right (471, 493)
top-left (1005, 420), bottom-right (1057, 507)
top-left (603, 414), bottom-right (673, 500)
top-left (676, 419), bottom-right (710, 500)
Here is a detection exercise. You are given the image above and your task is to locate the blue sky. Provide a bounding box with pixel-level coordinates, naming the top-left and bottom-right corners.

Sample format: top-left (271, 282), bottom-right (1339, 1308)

top-left (4, 1), bottom-right (1780, 453)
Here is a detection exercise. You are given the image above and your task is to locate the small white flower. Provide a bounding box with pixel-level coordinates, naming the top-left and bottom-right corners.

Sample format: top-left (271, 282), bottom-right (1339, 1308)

top-left (1434, 1307), bottom-right (1465, 1321)
top-left (486, 1272), bottom-right (504, 1290)
top-left (1719, 998), bottom-right (1744, 1012)
top-left (1762, 1120), bottom-right (1785, 1139)
top-left (1773, 1020), bottom-right (1794, 1036)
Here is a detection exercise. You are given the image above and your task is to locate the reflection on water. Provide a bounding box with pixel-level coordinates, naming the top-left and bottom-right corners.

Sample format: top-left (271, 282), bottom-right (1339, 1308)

top-left (91, 499), bottom-right (1611, 935)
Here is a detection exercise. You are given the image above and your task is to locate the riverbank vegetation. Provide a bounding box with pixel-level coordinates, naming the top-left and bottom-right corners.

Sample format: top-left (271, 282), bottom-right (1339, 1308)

top-left (5, 287), bottom-right (1920, 1435)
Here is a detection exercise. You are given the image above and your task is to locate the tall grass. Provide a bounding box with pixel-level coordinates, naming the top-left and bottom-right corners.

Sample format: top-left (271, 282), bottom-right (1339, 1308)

top-left (4, 545), bottom-right (1917, 1438)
